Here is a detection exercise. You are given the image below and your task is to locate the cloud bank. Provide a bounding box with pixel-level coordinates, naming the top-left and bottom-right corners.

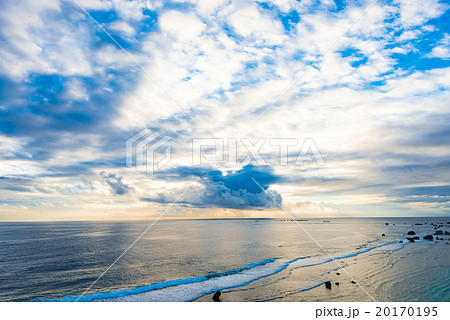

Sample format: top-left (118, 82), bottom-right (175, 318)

top-left (0, 0), bottom-right (449, 219)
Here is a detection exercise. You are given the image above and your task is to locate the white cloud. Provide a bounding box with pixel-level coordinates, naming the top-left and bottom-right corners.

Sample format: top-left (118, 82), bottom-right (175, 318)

top-left (426, 34), bottom-right (450, 59)
top-left (228, 4), bottom-right (287, 46)
top-left (397, 29), bottom-right (422, 41)
top-left (159, 11), bottom-right (205, 42)
top-left (396, 0), bottom-right (447, 28)
top-left (76, 0), bottom-right (112, 10)
top-left (109, 20), bottom-right (135, 37)
top-left (2, 0), bottom-right (450, 219)
top-left (0, 0), bottom-right (93, 79)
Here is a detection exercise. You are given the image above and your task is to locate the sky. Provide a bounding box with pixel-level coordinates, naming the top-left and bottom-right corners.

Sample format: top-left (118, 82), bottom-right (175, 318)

top-left (0, 0), bottom-right (450, 221)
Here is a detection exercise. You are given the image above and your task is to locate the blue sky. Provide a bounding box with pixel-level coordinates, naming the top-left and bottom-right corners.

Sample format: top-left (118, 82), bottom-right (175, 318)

top-left (0, 0), bottom-right (450, 220)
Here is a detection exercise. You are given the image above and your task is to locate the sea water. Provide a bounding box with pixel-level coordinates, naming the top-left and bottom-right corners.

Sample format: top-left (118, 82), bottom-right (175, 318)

top-left (0, 217), bottom-right (449, 302)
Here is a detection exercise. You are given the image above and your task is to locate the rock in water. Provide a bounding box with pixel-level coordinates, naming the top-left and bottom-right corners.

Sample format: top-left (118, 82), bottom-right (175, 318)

top-left (435, 230), bottom-right (443, 235)
top-left (423, 235), bottom-right (434, 240)
top-left (407, 231), bottom-right (416, 235)
top-left (212, 290), bottom-right (221, 302)
top-left (325, 281), bottom-right (332, 289)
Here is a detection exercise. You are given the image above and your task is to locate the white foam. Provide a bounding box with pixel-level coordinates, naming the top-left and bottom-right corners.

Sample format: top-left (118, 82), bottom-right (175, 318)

top-left (75, 240), bottom-right (409, 302)
top-left (101, 260), bottom-right (289, 302)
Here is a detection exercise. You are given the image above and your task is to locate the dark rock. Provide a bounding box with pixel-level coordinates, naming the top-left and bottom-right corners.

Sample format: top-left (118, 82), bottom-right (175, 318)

top-left (351, 281), bottom-right (356, 284)
top-left (336, 272), bottom-right (340, 275)
top-left (445, 231), bottom-right (450, 236)
top-left (399, 240), bottom-right (403, 243)
top-left (325, 281), bottom-right (332, 289)
top-left (382, 234), bottom-right (385, 236)
top-left (407, 231), bottom-right (416, 235)
top-left (435, 230), bottom-right (443, 235)
top-left (212, 290), bottom-right (221, 302)
top-left (415, 223), bottom-right (423, 225)
top-left (413, 236), bottom-right (419, 240)
top-left (407, 238), bottom-right (415, 243)
top-left (423, 235), bottom-right (434, 240)
top-left (335, 282), bottom-right (339, 285)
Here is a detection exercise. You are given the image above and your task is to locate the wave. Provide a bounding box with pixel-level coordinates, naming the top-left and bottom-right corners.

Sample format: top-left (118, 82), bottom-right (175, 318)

top-left (48, 240), bottom-right (408, 302)
top-left (41, 258), bottom-right (277, 302)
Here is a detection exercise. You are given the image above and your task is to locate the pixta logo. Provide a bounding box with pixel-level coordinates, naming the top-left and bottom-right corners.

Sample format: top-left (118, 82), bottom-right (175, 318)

top-left (126, 129), bottom-right (172, 175)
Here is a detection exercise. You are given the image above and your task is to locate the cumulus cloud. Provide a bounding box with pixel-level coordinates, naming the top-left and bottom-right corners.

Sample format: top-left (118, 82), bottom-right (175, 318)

top-left (143, 165), bottom-right (282, 209)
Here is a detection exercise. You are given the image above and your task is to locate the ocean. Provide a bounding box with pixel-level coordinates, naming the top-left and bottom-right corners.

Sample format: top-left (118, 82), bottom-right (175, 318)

top-left (0, 217), bottom-right (449, 302)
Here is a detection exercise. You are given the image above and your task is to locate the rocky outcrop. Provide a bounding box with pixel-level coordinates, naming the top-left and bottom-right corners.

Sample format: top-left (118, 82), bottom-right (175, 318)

top-left (213, 290), bottom-right (221, 302)
top-left (325, 281), bottom-right (332, 289)
top-left (423, 235), bottom-right (434, 240)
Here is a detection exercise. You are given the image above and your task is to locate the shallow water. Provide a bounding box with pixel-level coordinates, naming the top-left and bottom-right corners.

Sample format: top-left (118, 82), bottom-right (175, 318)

top-left (0, 217), bottom-right (449, 301)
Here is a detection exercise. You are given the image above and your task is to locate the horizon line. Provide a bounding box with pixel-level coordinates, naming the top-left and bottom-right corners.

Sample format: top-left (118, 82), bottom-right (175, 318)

top-left (1, 216), bottom-right (450, 223)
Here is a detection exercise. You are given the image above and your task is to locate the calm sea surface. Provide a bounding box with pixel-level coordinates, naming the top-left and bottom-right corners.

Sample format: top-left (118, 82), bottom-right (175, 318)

top-left (0, 217), bottom-right (449, 301)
